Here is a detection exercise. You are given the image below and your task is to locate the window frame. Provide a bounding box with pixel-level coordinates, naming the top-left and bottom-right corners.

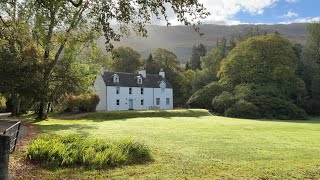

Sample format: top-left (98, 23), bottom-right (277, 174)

top-left (116, 87), bottom-right (120, 94)
top-left (166, 98), bottom-right (170, 105)
top-left (156, 98), bottom-right (160, 106)
top-left (129, 87), bottom-right (132, 94)
top-left (141, 99), bottom-right (144, 105)
top-left (116, 99), bottom-right (120, 105)
top-left (141, 88), bottom-right (144, 95)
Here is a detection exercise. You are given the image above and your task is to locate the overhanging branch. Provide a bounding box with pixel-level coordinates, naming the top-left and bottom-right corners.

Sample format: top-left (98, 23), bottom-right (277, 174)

top-left (69, 0), bottom-right (82, 7)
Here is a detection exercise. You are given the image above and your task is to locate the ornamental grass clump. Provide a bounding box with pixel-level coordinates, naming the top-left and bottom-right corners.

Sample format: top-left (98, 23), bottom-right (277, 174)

top-left (26, 135), bottom-right (151, 168)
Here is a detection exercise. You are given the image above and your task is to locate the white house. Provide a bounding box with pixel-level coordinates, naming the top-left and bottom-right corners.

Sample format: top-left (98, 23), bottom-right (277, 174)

top-left (94, 68), bottom-right (173, 111)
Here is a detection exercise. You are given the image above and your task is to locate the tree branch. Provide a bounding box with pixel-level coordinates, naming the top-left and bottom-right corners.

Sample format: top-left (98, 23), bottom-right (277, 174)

top-left (69, 0), bottom-right (82, 7)
top-left (0, 15), bottom-right (9, 27)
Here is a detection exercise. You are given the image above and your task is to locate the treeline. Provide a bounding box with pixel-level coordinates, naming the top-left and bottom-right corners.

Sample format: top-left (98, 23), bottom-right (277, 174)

top-left (186, 23), bottom-right (320, 119)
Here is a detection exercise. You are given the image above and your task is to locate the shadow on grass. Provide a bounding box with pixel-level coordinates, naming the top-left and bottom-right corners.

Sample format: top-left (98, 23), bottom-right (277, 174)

top-left (34, 123), bottom-right (97, 135)
top-left (225, 116), bottom-right (320, 124)
top-left (77, 109), bottom-right (212, 122)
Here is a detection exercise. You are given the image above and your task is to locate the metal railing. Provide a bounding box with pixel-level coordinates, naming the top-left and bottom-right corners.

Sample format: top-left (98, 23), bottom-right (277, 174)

top-left (3, 121), bottom-right (21, 152)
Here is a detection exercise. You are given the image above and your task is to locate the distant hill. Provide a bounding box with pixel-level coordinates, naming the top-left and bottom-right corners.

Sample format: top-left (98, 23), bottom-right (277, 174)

top-left (98, 23), bottom-right (308, 63)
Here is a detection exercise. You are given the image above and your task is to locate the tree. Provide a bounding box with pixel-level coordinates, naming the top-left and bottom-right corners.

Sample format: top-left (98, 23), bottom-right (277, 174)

top-left (0, 22), bottom-right (43, 116)
top-left (180, 70), bottom-right (196, 105)
top-left (219, 34), bottom-right (298, 86)
top-left (301, 22), bottom-right (320, 114)
top-left (189, 44), bottom-right (206, 70)
top-left (152, 48), bottom-right (183, 106)
top-left (145, 54), bottom-right (158, 74)
top-left (111, 47), bottom-right (141, 73)
top-left (1, 0), bottom-right (209, 119)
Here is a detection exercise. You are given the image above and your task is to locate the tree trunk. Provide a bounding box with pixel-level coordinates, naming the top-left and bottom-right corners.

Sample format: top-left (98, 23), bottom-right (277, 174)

top-left (37, 101), bottom-right (47, 120)
top-left (46, 102), bottom-right (51, 114)
top-left (10, 94), bottom-right (20, 117)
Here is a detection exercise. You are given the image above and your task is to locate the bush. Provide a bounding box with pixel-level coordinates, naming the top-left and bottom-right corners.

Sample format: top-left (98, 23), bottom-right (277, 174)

top-left (225, 99), bottom-right (260, 119)
top-left (26, 135), bottom-right (151, 168)
top-left (187, 82), bottom-right (226, 109)
top-left (251, 95), bottom-right (308, 120)
top-left (0, 96), bottom-right (6, 113)
top-left (61, 93), bottom-right (100, 113)
top-left (212, 91), bottom-right (236, 114)
top-left (302, 98), bottom-right (320, 115)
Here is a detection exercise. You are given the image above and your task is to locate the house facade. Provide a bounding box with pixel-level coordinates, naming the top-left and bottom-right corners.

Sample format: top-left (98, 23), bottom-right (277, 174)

top-left (94, 68), bottom-right (173, 111)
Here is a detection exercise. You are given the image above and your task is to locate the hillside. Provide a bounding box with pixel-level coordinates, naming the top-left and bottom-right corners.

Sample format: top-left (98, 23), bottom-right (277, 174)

top-left (98, 23), bottom-right (308, 63)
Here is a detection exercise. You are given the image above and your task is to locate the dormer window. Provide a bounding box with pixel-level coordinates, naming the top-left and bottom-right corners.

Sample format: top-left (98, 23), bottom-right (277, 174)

top-left (113, 74), bottom-right (119, 83)
top-left (137, 76), bottom-right (143, 84)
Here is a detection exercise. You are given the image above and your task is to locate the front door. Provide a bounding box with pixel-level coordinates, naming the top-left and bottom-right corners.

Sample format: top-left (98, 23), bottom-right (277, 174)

top-left (129, 99), bottom-right (133, 110)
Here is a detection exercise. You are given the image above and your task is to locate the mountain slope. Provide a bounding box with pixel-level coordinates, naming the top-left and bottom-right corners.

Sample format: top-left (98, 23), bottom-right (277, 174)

top-left (98, 23), bottom-right (308, 63)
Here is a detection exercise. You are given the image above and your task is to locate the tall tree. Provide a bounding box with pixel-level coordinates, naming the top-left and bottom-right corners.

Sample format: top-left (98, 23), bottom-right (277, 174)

top-left (145, 53), bottom-right (158, 74)
top-left (189, 43), bottom-right (207, 70)
top-left (152, 48), bottom-right (183, 105)
top-left (0, 22), bottom-right (43, 116)
top-left (111, 46), bottom-right (141, 73)
top-left (1, 0), bottom-right (209, 119)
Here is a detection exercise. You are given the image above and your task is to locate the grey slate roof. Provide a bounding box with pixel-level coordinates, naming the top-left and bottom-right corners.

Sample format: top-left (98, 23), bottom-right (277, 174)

top-left (102, 72), bottom-right (173, 88)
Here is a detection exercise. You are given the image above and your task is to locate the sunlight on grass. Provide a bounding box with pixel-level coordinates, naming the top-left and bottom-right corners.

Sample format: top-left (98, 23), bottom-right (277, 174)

top-left (29, 109), bottom-right (320, 179)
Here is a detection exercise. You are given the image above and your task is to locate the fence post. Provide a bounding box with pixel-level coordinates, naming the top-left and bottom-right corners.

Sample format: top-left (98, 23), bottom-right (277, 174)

top-left (0, 135), bottom-right (10, 180)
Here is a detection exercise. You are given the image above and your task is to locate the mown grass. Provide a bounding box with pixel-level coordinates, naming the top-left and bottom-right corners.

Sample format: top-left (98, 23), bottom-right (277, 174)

top-left (25, 109), bottom-right (320, 179)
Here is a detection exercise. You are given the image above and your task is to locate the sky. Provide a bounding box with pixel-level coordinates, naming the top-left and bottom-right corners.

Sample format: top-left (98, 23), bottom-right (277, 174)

top-left (165, 0), bottom-right (320, 25)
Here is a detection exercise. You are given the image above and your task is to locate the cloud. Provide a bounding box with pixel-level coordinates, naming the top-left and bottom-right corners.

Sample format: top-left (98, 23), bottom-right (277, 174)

top-left (282, 11), bottom-right (298, 18)
top-left (279, 16), bottom-right (320, 24)
top-left (285, 0), bottom-right (298, 3)
top-left (162, 0), bottom-right (278, 25)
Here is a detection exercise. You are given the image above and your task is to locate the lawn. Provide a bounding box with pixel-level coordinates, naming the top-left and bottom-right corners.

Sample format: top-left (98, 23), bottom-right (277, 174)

top-left (24, 109), bottom-right (320, 179)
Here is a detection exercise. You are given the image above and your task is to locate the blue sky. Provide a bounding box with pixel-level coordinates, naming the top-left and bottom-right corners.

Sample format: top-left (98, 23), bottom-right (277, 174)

top-left (167, 0), bottom-right (320, 25)
top-left (235, 0), bottom-right (320, 24)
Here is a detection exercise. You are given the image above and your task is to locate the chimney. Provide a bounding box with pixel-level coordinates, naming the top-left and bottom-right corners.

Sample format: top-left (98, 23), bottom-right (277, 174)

top-left (100, 67), bottom-right (104, 75)
top-left (139, 69), bottom-right (146, 78)
top-left (159, 68), bottom-right (165, 78)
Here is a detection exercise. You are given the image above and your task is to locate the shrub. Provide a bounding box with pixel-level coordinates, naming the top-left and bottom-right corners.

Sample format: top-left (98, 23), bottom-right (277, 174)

top-left (26, 135), bottom-right (151, 168)
top-left (0, 96), bottom-right (6, 113)
top-left (225, 99), bottom-right (260, 119)
top-left (187, 82), bottom-right (226, 109)
top-left (61, 93), bottom-right (100, 113)
top-left (251, 95), bottom-right (308, 120)
top-left (212, 91), bottom-right (236, 114)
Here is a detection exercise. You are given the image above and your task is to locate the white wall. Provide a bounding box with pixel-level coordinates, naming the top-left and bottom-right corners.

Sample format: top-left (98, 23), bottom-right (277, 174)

top-left (94, 76), bottom-right (107, 111)
top-left (153, 88), bottom-right (173, 110)
top-left (105, 86), bottom-right (173, 111)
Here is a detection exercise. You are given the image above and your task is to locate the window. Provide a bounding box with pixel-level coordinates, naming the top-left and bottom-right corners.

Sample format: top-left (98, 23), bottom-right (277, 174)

top-left (141, 99), bottom-right (144, 105)
top-left (116, 99), bottom-right (120, 105)
top-left (161, 87), bottom-right (165, 93)
top-left (166, 98), bottom-right (170, 105)
top-left (156, 98), bottom-right (160, 106)
top-left (113, 74), bottom-right (119, 83)
top-left (129, 88), bottom-right (132, 94)
top-left (141, 88), bottom-right (144, 95)
top-left (137, 77), bottom-right (142, 84)
top-left (116, 87), bottom-right (120, 94)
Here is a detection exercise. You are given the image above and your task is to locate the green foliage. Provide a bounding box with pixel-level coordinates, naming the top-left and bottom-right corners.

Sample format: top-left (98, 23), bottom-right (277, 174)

top-left (251, 96), bottom-right (308, 120)
top-left (59, 93), bottom-right (100, 113)
top-left (225, 99), bottom-right (260, 119)
top-left (187, 82), bottom-right (226, 109)
top-left (212, 91), bottom-right (235, 114)
top-left (189, 44), bottom-right (206, 70)
top-left (144, 54), bottom-right (158, 74)
top-left (26, 135), bottom-right (151, 168)
top-left (0, 96), bottom-right (6, 113)
top-left (219, 34), bottom-right (297, 86)
top-left (111, 47), bottom-right (141, 73)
